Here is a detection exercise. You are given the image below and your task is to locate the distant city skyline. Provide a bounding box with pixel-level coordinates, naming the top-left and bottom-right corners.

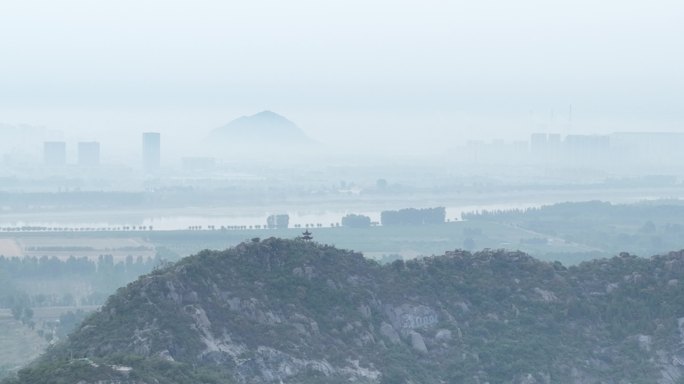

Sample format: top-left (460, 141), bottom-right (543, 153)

top-left (1, 1), bottom-right (683, 153)
top-left (1, 126), bottom-right (680, 170)
top-left (43, 141), bottom-right (66, 166)
top-left (77, 141), bottom-right (100, 167)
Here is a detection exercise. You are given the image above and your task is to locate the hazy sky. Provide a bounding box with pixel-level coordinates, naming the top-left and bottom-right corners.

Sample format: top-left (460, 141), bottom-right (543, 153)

top-left (1, 0), bottom-right (683, 153)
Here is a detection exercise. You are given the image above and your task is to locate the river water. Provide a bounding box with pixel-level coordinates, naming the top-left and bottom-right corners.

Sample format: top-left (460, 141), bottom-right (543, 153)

top-left (0, 202), bottom-right (544, 231)
top-left (1, 187), bottom-right (679, 231)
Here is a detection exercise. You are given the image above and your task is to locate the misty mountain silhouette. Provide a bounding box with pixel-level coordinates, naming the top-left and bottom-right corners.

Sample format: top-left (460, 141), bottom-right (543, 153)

top-left (206, 111), bottom-right (313, 146)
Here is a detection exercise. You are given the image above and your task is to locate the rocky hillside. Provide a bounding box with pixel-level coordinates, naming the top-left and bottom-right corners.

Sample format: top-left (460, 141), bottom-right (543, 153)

top-left (6, 238), bottom-right (684, 384)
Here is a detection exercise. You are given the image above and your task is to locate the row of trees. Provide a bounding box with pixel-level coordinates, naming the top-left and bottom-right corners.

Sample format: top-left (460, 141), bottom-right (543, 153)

top-left (266, 214), bottom-right (290, 229)
top-left (380, 207), bottom-right (446, 226)
top-left (3, 207), bottom-right (451, 234)
top-left (1, 226), bottom-right (153, 233)
top-left (0, 270), bottom-right (34, 327)
top-left (0, 254), bottom-right (158, 279)
top-left (0, 253), bottom-right (169, 309)
top-left (341, 214), bottom-right (372, 228)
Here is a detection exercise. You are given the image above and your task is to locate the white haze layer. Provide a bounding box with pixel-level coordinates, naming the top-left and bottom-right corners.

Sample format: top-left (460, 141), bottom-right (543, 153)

top-left (0, 0), bottom-right (683, 156)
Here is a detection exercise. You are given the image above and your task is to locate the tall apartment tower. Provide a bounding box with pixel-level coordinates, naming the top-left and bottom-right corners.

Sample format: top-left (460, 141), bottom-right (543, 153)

top-left (142, 132), bottom-right (161, 171)
top-left (78, 141), bottom-right (100, 166)
top-left (44, 141), bottom-right (67, 166)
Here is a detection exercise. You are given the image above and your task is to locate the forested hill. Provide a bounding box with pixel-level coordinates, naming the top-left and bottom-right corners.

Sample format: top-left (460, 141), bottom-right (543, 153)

top-left (7, 238), bottom-right (684, 384)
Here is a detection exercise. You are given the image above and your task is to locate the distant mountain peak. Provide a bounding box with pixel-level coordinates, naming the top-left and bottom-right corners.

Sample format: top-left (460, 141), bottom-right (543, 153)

top-left (252, 110), bottom-right (284, 118)
top-left (234, 110), bottom-right (291, 123)
top-left (205, 111), bottom-right (314, 153)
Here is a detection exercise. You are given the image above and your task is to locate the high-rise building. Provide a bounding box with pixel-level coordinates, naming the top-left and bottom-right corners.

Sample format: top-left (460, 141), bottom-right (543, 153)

top-left (610, 132), bottom-right (684, 164)
top-left (547, 133), bottom-right (561, 148)
top-left (563, 134), bottom-right (610, 164)
top-left (530, 133), bottom-right (548, 154)
top-left (44, 141), bottom-right (66, 166)
top-left (142, 132), bottom-right (161, 171)
top-left (78, 141), bottom-right (100, 166)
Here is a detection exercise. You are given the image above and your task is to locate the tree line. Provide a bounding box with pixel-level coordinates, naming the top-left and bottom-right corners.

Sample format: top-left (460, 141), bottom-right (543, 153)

top-left (380, 207), bottom-right (446, 226)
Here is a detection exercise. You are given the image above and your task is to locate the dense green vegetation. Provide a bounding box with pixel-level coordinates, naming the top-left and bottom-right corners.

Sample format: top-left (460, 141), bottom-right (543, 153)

top-left (4, 198), bottom-right (684, 378)
top-left (464, 200), bottom-right (684, 257)
top-left (0, 254), bottom-right (161, 307)
top-left (1, 254), bottom-right (145, 279)
top-left (266, 214), bottom-right (290, 229)
top-left (0, 271), bottom-right (32, 326)
top-left (8, 200), bottom-right (684, 268)
top-left (6, 238), bottom-right (684, 383)
top-left (0, 252), bottom-right (167, 379)
top-left (341, 213), bottom-right (372, 228)
top-left (380, 207), bottom-right (445, 226)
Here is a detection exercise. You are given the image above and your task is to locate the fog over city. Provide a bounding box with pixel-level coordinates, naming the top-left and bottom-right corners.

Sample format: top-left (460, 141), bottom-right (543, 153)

top-left (3, 1), bottom-right (684, 383)
top-left (2, 0), bottom-right (684, 155)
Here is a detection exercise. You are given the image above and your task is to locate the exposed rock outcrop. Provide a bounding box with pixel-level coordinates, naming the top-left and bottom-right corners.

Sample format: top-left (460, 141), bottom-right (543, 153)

top-left (9, 240), bottom-right (684, 384)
